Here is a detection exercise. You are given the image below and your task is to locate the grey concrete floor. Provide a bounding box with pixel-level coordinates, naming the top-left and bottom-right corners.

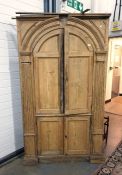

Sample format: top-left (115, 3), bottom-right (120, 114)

top-left (0, 157), bottom-right (100, 175)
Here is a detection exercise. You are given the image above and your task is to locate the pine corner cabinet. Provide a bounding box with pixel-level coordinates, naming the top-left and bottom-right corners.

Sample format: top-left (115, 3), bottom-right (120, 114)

top-left (16, 13), bottom-right (110, 164)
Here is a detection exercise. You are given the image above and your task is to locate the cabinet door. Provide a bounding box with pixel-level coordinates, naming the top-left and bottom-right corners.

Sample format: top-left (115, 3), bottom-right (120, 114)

top-left (64, 116), bottom-right (90, 155)
top-left (34, 29), bottom-right (63, 114)
top-left (38, 117), bottom-right (63, 156)
top-left (64, 27), bottom-right (93, 114)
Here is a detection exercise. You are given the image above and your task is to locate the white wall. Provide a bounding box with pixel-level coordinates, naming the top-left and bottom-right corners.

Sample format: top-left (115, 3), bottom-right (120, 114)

top-left (0, 0), bottom-right (43, 160)
top-left (81, 0), bottom-right (91, 11)
top-left (105, 38), bottom-right (122, 100)
top-left (92, 0), bottom-right (114, 13)
top-left (92, 0), bottom-right (122, 37)
top-left (92, 0), bottom-right (122, 100)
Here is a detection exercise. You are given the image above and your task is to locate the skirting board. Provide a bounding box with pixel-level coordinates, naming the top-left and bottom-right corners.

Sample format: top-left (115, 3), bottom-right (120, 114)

top-left (0, 147), bottom-right (24, 166)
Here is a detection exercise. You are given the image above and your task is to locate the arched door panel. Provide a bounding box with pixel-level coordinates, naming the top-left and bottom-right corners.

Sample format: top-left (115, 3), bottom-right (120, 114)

top-left (34, 30), bottom-right (63, 114)
top-left (64, 27), bottom-right (93, 114)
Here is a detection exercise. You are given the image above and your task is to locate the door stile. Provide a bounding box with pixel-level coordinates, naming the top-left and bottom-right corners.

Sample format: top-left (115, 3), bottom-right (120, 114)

top-left (63, 27), bottom-right (69, 155)
top-left (64, 27), bottom-right (69, 114)
top-left (88, 54), bottom-right (94, 112)
top-left (59, 29), bottom-right (65, 114)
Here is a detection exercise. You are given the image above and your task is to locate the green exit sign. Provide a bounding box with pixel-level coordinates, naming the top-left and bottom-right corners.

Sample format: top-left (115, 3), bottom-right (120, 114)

top-left (67, 0), bottom-right (83, 12)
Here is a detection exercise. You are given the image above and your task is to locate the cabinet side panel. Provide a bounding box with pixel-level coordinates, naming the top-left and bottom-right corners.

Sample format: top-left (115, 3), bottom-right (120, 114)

top-left (20, 59), bottom-right (37, 161)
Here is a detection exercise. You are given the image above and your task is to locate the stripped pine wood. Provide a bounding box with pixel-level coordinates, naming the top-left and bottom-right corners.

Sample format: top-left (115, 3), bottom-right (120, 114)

top-left (16, 13), bottom-right (110, 164)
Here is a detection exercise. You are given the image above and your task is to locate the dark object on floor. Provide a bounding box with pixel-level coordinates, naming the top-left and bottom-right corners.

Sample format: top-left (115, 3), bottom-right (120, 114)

top-left (103, 116), bottom-right (109, 143)
top-left (93, 140), bottom-right (122, 175)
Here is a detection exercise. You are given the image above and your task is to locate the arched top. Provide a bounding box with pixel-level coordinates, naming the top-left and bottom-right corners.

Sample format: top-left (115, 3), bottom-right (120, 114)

top-left (33, 29), bottom-right (62, 54)
top-left (68, 33), bottom-right (91, 52)
top-left (22, 17), bottom-right (60, 51)
top-left (21, 16), bottom-right (106, 52)
top-left (65, 26), bottom-right (95, 52)
top-left (67, 17), bottom-right (105, 50)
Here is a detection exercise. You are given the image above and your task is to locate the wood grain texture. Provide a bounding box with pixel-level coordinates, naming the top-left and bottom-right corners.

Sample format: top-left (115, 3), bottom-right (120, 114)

top-left (16, 14), bottom-right (110, 163)
top-left (37, 117), bottom-right (63, 155)
top-left (34, 32), bottom-right (61, 114)
top-left (64, 27), bottom-right (93, 114)
top-left (91, 52), bottom-right (108, 156)
top-left (19, 56), bottom-right (37, 162)
top-left (64, 116), bottom-right (90, 155)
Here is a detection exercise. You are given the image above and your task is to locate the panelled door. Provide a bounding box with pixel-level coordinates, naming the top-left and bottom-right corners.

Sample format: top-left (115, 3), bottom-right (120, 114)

top-left (64, 27), bottom-right (93, 114)
top-left (64, 116), bottom-right (90, 155)
top-left (38, 117), bottom-right (63, 155)
top-left (64, 27), bottom-right (92, 155)
top-left (34, 29), bottom-right (63, 114)
top-left (35, 25), bottom-right (93, 156)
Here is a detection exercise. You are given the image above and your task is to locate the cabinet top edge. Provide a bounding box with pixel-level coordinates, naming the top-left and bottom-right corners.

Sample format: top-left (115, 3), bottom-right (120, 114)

top-left (14, 13), bottom-right (111, 20)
